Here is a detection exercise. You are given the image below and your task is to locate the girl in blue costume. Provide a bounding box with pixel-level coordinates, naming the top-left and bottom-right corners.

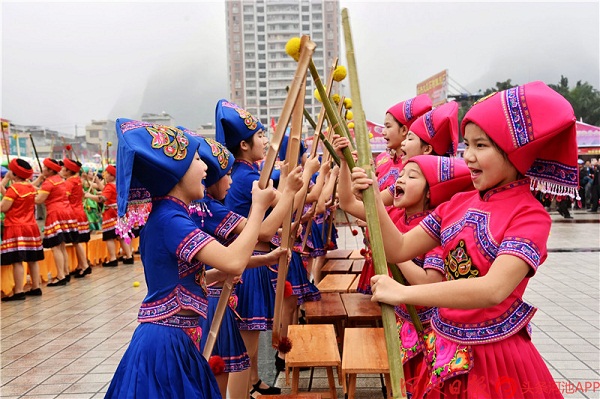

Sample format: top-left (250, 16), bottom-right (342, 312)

top-left (183, 132), bottom-right (302, 398)
top-left (215, 100), bottom-right (313, 397)
top-left (105, 119), bottom-right (275, 399)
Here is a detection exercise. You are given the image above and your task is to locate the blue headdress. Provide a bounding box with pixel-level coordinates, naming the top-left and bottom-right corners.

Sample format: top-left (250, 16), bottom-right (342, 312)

top-left (215, 99), bottom-right (265, 151)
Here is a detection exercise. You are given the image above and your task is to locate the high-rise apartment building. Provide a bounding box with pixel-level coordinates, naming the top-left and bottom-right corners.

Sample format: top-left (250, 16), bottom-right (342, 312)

top-left (225, 1), bottom-right (340, 133)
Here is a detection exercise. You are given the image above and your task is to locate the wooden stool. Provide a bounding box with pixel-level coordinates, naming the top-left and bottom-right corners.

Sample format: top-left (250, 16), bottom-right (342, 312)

top-left (342, 328), bottom-right (391, 399)
top-left (325, 249), bottom-right (353, 259)
top-left (286, 324), bottom-right (341, 399)
top-left (349, 249), bottom-right (364, 259)
top-left (262, 395), bottom-right (322, 399)
top-left (341, 293), bottom-right (382, 327)
top-left (303, 292), bottom-right (347, 344)
top-left (348, 277), bottom-right (360, 293)
top-left (350, 259), bottom-right (365, 274)
top-left (317, 274), bottom-right (357, 293)
top-left (321, 259), bottom-right (354, 276)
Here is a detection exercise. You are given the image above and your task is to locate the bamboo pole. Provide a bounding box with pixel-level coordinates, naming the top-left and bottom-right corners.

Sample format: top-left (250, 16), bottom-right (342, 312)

top-left (388, 264), bottom-right (424, 333)
top-left (204, 36), bottom-right (316, 361)
top-left (309, 58), bottom-right (338, 158)
top-left (272, 62), bottom-right (307, 347)
top-left (342, 8), bottom-right (406, 398)
top-left (302, 109), bottom-right (340, 166)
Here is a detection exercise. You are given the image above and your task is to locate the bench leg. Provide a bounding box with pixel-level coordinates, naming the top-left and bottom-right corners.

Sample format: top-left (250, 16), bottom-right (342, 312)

top-left (326, 366), bottom-right (337, 399)
top-left (347, 373), bottom-right (357, 399)
top-left (291, 367), bottom-right (300, 394)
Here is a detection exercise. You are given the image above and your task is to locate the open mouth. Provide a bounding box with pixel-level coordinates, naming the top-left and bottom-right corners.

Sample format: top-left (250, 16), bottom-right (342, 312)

top-left (394, 185), bottom-right (405, 198)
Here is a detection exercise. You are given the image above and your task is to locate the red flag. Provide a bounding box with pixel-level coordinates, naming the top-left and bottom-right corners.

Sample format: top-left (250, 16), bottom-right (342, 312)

top-left (270, 117), bottom-right (276, 132)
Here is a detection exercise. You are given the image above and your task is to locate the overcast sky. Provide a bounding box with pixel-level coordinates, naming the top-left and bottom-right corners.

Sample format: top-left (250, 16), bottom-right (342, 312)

top-left (2, 1), bottom-right (599, 137)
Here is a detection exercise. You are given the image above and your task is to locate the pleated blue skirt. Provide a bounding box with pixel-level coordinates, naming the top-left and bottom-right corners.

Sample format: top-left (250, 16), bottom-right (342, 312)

top-left (105, 322), bottom-right (222, 399)
top-left (234, 264), bottom-right (277, 331)
top-left (201, 287), bottom-right (250, 373)
top-left (286, 251), bottom-right (321, 305)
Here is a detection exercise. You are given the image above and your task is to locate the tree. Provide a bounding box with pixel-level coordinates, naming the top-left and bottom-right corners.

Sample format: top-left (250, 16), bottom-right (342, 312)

top-left (483, 79), bottom-right (517, 96)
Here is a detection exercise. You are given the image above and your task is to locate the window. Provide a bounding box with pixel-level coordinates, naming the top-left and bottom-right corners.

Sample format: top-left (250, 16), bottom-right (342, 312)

top-left (259, 63), bottom-right (265, 69)
top-left (302, 15), bottom-right (309, 21)
top-left (260, 81), bottom-right (266, 87)
top-left (89, 131), bottom-right (99, 138)
top-left (303, 24), bottom-right (309, 30)
top-left (235, 80), bottom-right (242, 89)
top-left (257, 16), bottom-right (264, 22)
top-left (258, 25), bottom-right (264, 32)
top-left (259, 72), bottom-right (266, 79)
top-left (260, 91), bottom-right (266, 97)
top-left (260, 100), bottom-right (267, 106)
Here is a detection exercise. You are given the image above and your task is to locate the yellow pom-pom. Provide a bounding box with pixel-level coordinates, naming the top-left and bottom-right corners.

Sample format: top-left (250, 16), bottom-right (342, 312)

top-left (333, 66), bottom-right (347, 82)
top-left (348, 122), bottom-right (355, 129)
top-left (314, 89), bottom-right (322, 103)
top-left (12, 134), bottom-right (18, 139)
top-left (285, 37), bottom-right (302, 61)
top-left (345, 111), bottom-right (354, 121)
top-left (332, 94), bottom-right (341, 105)
top-left (133, 281), bottom-right (140, 287)
top-left (344, 98), bottom-right (352, 109)
top-left (369, 133), bottom-right (374, 139)
top-left (107, 141), bottom-right (113, 147)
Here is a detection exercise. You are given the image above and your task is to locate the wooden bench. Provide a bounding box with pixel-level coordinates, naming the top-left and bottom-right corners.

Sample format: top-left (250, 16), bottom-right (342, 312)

top-left (349, 249), bottom-right (364, 259)
top-left (325, 249), bottom-right (353, 259)
top-left (317, 274), bottom-right (357, 293)
top-left (341, 293), bottom-right (382, 328)
top-left (321, 259), bottom-right (354, 276)
top-left (342, 328), bottom-right (392, 399)
top-left (303, 292), bottom-right (347, 344)
top-left (286, 324), bottom-right (341, 399)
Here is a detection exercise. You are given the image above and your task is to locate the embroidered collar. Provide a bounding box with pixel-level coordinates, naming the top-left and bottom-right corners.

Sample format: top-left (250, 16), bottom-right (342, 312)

top-left (480, 178), bottom-right (530, 202)
top-left (153, 195), bottom-right (190, 212)
top-left (405, 210), bottom-right (431, 225)
top-left (235, 158), bottom-right (258, 171)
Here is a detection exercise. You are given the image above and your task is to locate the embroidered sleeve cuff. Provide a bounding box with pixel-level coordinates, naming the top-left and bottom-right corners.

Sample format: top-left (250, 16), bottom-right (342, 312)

top-left (498, 237), bottom-right (542, 272)
top-left (177, 228), bottom-right (215, 263)
top-left (420, 213), bottom-right (442, 241)
top-left (215, 212), bottom-right (243, 239)
top-left (423, 254), bottom-right (446, 274)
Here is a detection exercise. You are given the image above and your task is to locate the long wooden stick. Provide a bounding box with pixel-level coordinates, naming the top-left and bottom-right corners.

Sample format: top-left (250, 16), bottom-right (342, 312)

top-left (28, 134), bottom-right (43, 174)
top-left (272, 59), bottom-right (307, 347)
top-left (342, 8), bottom-right (406, 398)
top-left (204, 36), bottom-right (315, 361)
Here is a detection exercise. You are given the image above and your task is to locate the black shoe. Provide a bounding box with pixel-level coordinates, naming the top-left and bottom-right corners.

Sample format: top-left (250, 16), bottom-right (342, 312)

top-left (25, 288), bottom-right (42, 296)
top-left (103, 259), bottom-right (118, 267)
top-left (74, 266), bottom-right (92, 278)
top-left (47, 278), bottom-right (68, 287)
top-left (65, 275), bottom-right (71, 283)
top-left (122, 257), bottom-right (134, 265)
top-left (250, 379), bottom-right (281, 396)
top-left (2, 292), bottom-right (26, 301)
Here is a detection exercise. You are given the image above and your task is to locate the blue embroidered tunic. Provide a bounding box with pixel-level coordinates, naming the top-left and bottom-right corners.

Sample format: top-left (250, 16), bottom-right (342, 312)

top-left (137, 196), bottom-right (215, 323)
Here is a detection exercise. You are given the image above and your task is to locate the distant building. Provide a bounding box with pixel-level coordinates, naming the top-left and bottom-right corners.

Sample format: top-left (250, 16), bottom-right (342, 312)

top-left (225, 0), bottom-right (340, 136)
top-left (85, 120), bottom-right (117, 161)
top-left (197, 123), bottom-right (216, 140)
top-left (142, 112), bottom-right (175, 127)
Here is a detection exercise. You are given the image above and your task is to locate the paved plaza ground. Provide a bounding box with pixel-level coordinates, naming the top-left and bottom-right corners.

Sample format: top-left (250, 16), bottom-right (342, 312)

top-left (1, 210), bottom-right (598, 398)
